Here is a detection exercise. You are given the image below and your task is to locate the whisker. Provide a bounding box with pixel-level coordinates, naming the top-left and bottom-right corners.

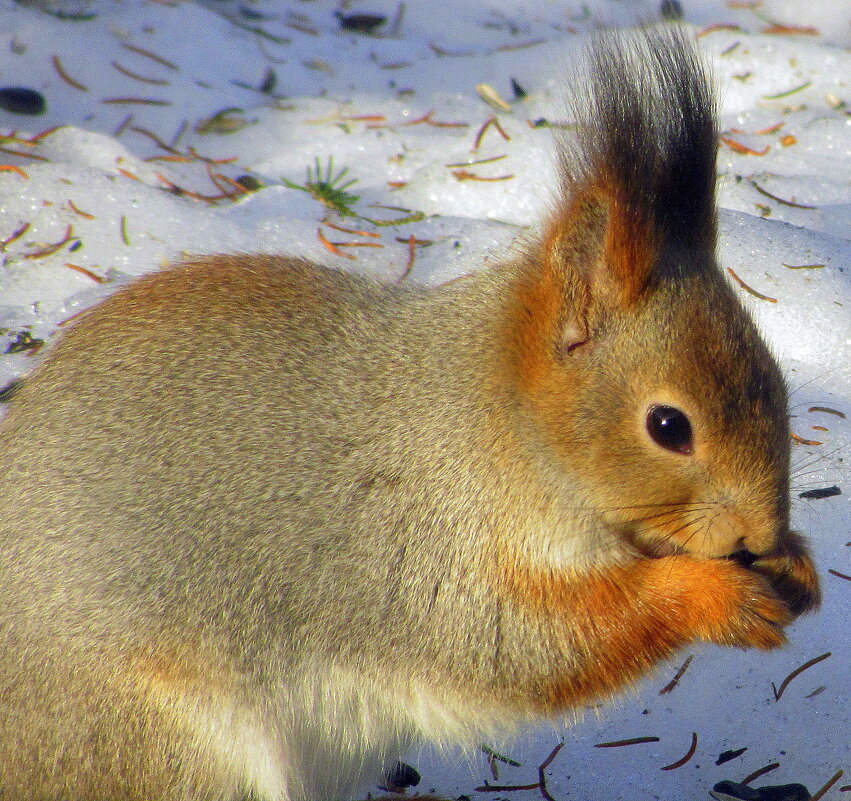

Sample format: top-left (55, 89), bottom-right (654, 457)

top-left (791, 444), bottom-right (848, 475)
top-left (786, 367), bottom-right (842, 399)
top-left (596, 501), bottom-right (716, 512)
top-left (667, 518), bottom-right (702, 541)
top-left (629, 505), bottom-right (713, 528)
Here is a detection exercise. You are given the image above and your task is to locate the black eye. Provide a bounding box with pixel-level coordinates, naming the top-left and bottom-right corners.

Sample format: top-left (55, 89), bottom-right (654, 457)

top-left (646, 405), bottom-right (693, 454)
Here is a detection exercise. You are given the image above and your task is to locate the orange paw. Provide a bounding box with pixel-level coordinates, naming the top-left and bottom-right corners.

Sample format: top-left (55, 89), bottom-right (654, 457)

top-left (702, 565), bottom-right (792, 650)
top-left (658, 556), bottom-right (792, 651)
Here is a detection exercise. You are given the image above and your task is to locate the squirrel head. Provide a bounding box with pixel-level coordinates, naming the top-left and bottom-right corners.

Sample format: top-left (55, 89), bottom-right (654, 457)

top-left (505, 29), bottom-right (791, 562)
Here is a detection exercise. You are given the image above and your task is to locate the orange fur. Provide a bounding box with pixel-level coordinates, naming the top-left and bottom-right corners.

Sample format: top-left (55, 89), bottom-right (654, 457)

top-left (490, 545), bottom-right (790, 712)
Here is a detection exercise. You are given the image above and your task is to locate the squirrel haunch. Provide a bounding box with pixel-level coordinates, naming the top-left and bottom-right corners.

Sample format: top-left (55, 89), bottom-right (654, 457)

top-left (0, 26), bottom-right (819, 801)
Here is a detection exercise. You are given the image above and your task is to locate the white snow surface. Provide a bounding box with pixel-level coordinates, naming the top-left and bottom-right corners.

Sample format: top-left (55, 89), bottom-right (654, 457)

top-left (0, 1), bottom-right (848, 800)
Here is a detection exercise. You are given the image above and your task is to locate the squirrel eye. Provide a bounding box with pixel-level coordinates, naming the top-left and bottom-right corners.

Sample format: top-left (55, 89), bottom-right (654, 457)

top-left (646, 405), bottom-right (693, 455)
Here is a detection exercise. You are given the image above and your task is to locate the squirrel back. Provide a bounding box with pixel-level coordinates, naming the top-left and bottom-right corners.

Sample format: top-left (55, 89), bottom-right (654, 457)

top-left (0, 26), bottom-right (819, 801)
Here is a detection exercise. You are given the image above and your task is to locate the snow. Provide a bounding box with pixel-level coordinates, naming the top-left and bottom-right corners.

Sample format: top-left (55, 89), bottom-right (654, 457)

top-left (0, 1), bottom-right (847, 799)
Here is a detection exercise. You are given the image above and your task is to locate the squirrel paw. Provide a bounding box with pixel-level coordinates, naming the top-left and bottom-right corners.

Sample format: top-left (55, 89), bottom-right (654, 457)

top-left (714, 571), bottom-right (792, 650)
top-left (679, 558), bottom-right (793, 651)
top-left (748, 532), bottom-right (821, 618)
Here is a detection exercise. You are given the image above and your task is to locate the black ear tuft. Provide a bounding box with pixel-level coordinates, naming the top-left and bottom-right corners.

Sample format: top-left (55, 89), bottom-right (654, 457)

top-left (562, 26), bottom-right (719, 255)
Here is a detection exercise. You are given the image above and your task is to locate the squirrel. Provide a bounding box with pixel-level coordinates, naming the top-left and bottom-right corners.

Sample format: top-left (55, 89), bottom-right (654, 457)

top-left (0, 26), bottom-right (820, 801)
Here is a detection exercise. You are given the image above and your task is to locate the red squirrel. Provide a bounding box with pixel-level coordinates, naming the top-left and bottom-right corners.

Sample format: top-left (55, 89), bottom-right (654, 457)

top-left (0, 26), bottom-right (819, 801)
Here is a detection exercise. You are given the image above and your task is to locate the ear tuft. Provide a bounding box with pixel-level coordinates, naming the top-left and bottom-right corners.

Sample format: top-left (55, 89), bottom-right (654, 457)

top-left (510, 27), bottom-right (718, 384)
top-left (544, 26), bottom-right (719, 311)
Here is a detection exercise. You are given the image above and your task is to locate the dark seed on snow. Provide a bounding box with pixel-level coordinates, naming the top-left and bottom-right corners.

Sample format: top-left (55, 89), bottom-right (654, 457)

top-left (711, 780), bottom-right (811, 801)
top-left (0, 87), bottom-right (46, 115)
top-left (334, 11), bottom-right (387, 33)
top-left (384, 761), bottom-right (420, 788)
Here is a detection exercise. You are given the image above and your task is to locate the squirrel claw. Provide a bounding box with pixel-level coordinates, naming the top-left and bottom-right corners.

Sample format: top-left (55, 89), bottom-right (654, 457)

top-left (721, 579), bottom-right (791, 650)
top-left (749, 533), bottom-right (821, 618)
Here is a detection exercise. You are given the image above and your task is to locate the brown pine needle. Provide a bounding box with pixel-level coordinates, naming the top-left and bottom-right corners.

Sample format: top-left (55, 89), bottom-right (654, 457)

top-left (0, 147), bottom-right (49, 162)
top-left (538, 742), bottom-right (563, 801)
top-left (64, 262), bottom-right (106, 283)
top-left (721, 136), bottom-right (769, 156)
top-left (474, 781), bottom-right (540, 792)
top-left (203, 165), bottom-right (249, 198)
top-left (368, 110), bottom-right (468, 129)
top-left (0, 164), bottom-right (28, 178)
top-left (661, 732), bottom-right (697, 771)
top-left (52, 55), bottom-right (88, 91)
top-left (452, 169), bottom-right (513, 182)
top-left (338, 114), bottom-right (386, 122)
top-left (24, 224), bottom-right (75, 259)
top-left (726, 267), bottom-right (778, 302)
top-left (446, 154), bottom-right (508, 168)
top-left (114, 113), bottom-right (134, 137)
top-left (155, 173), bottom-right (223, 203)
top-left (753, 122), bottom-right (785, 135)
top-left (772, 652), bottom-right (831, 700)
top-left (116, 167), bottom-right (141, 181)
top-left (102, 97), bottom-right (171, 107)
top-left (472, 116), bottom-right (511, 150)
top-left (323, 220), bottom-right (380, 238)
top-left (659, 654), bottom-right (694, 694)
top-left (186, 147), bottom-right (238, 165)
top-left (595, 736), bottom-right (660, 748)
top-left (0, 221), bottom-right (30, 250)
top-left (317, 228), bottom-right (356, 260)
top-left (740, 763), bottom-right (781, 785)
top-left (211, 172), bottom-right (251, 196)
top-left (398, 234), bottom-right (416, 280)
top-left (121, 42), bottom-right (179, 71)
top-left (495, 37), bottom-right (546, 52)
top-left (28, 125), bottom-right (62, 144)
top-left (811, 770), bottom-right (844, 801)
top-left (808, 406), bottom-right (845, 418)
top-left (145, 154), bottom-right (193, 163)
top-left (749, 180), bottom-right (816, 209)
top-left (130, 125), bottom-right (183, 155)
top-left (111, 60), bottom-right (170, 86)
top-left (763, 24), bottom-right (818, 36)
top-left (67, 199), bottom-right (95, 219)
top-left (791, 431), bottom-right (823, 446)
top-left (697, 23), bottom-right (743, 37)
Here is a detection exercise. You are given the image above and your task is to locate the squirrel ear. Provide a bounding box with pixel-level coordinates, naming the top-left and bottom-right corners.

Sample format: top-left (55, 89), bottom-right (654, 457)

top-left (508, 190), bottom-right (653, 397)
top-left (545, 181), bottom-right (657, 308)
top-left (535, 182), bottom-right (657, 352)
top-left (509, 183), bottom-right (651, 392)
